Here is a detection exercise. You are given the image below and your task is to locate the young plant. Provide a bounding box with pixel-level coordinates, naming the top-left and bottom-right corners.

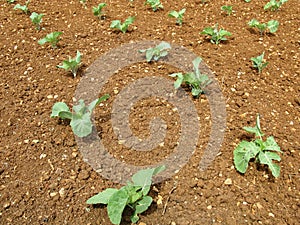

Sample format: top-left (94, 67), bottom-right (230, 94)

top-left (51, 94), bottom-right (109, 138)
top-left (139, 42), bottom-right (171, 62)
top-left (248, 19), bottom-right (279, 35)
top-left (92, 3), bottom-right (107, 19)
top-left (7, 0), bottom-right (16, 3)
top-left (264, 0), bottom-right (288, 11)
top-left (87, 165), bottom-right (166, 225)
top-left (13, 0), bottom-right (30, 14)
top-left (234, 114), bottom-right (282, 177)
top-left (30, 12), bottom-right (44, 30)
top-left (38, 31), bottom-right (62, 48)
top-left (221, 5), bottom-right (233, 16)
top-left (251, 52), bottom-right (268, 73)
top-left (110, 16), bottom-right (135, 33)
top-left (57, 50), bottom-right (82, 77)
top-left (169, 57), bottom-right (211, 97)
top-left (144, 0), bottom-right (163, 11)
top-left (168, 8), bottom-right (186, 26)
top-left (244, 0), bottom-right (251, 2)
top-left (200, 24), bottom-right (232, 45)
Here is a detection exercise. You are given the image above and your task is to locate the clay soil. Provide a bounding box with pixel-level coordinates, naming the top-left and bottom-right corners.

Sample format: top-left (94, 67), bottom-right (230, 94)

top-left (0, 0), bottom-right (299, 224)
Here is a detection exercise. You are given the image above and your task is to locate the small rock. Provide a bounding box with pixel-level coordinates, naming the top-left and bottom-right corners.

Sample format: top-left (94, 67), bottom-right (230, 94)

top-left (207, 205), bottom-right (212, 210)
top-left (157, 195), bottom-right (163, 205)
top-left (268, 212), bottom-right (275, 217)
top-left (78, 170), bottom-right (90, 180)
top-left (50, 192), bottom-right (58, 197)
top-left (59, 188), bottom-right (65, 197)
top-left (139, 222), bottom-right (147, 225)
top-left (224, 178), bottom-right (232, 185)
top-left (3, 201), bottom-right (10, 209)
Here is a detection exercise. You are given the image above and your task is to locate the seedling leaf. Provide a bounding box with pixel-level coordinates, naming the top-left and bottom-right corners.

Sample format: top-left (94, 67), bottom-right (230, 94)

top-left (50, 102), bottom-right (70, 118)
top-left (107, 188), bottom-right (129, 225)
top-left (267, 20), bottom-right (279, 33)
top-left (258, 151), bottom-right (281, 177)
top-left (86, 188), bottom-right (118, 204)
top-left (70, 113), bottom-right (92, 137)
top-left (234, 141), bottom-right (260, 173)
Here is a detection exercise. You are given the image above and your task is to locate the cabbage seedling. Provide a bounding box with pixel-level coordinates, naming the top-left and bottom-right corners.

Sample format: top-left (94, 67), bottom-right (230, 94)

top-left (168, 8), bottom-right (186, 26)
top-left (221, 5), bottom-right (233, 16)
top-left (110, 16), bottom-right (135, 33)
top-left (248, 19), bottom-right (279, 35)
top-left (169, 57), bottom-right (211, 97)
top-left (139, 41), bottom-right (171, 62)
top-left (92, 3), bottom-right (107, 19)
top-left (234, 114), bottom-right (282, 177)
top-left (87, 165), bottom-right (166, 225)
top-left (57, 50), bottom-right (81, 77)
top-left (14, 0), bottom-right (30, 14)
top-left (38, 31), bottom-right (62, 48)
top-left (7, 0), bottom-right (16, 3)
top-left (264, 0), bottom-right (288, 11)
top-left (144, 0), bottom-right (163, 11)
top-left (200, 24), bottom-right (232, 44)
top-left (251, 52), bottom-right (268, 73)
top-left (51, 94), bottom-right (109, 138)
top-left (30, 12), bottom-right (44, 30)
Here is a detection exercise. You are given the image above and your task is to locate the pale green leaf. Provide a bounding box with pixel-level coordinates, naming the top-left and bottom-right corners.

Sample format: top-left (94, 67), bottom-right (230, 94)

top-left (107, 188), bottom-right (129, 225)
top-left (258, 151), bottom-right (281, 177)
top-left (86, 188), bottom-right (118, 204)
top-left (234, 141), bottom-right (260, 173)
top-left (50, 102), bottom-right (70, 118)
top-left (70, 113), bottom-right (93, 137)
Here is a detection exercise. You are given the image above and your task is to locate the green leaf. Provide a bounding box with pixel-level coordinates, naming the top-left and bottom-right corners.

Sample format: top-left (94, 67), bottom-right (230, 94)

top-left (258, 151), bottom-right (281, 177)
top-left (70, 113), bottom-right (93, 137)
top-left (169, 73), bottom-right (183, 89)
top-left (38, 32), bottom-right (62, 47)
top-left (135, 196), bottom-right (152, 214)
top-left (58, 111), bottom-right (73, 120)
top-left (248, 19), bottom-right (259, 27)
top-left (179, 8), bottom-right (186, 15)
top-left (110, 20), bottom-right (121, 29)
top-left (73, 99), bottom-right (86, 114)
top-left (131, 166), bottom-right (165, 196)
top-left (86, 188), bottom-right (118, 205)
top-left (50, 102), bottom-right (70, 118)
top-left (130, 196), bottom-right (153, 223)
top-left (107, 188), bottom-right (129, 225)
top-left (233, 141), bottom-right (260, 173)
top-left (192, 57), bottom-right (202, 76)
top-left (145, 48), bottom-right (154, 62)
top-left (88, 94), bottom-right (109, 112)
top-left (267, 20), bottom-right (279, 33)
top-left (264, 136), bottom-right (282, 152)
top-left (191, 87), bottom-right (202, 97)
top-left (153, 165), bottom-right (166, 176)
top-left (125, 184), bottom-right (142, 204)
top-left (168, 11), bottom-right (179, 18)
top-left (201, 27), bottom-right (214, 36)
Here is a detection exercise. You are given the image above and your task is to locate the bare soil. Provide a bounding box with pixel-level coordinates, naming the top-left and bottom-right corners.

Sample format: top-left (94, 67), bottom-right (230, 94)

top-left (0, 0), bottom-right (299, 225)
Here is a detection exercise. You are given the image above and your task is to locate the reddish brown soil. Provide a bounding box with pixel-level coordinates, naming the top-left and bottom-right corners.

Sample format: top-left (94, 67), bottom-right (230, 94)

top-left (0, 0), bottom-right (299, 225)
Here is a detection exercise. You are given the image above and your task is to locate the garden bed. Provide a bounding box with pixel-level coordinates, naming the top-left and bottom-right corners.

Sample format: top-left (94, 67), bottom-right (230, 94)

top-left (0, 0), bottom-right (299, 224)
